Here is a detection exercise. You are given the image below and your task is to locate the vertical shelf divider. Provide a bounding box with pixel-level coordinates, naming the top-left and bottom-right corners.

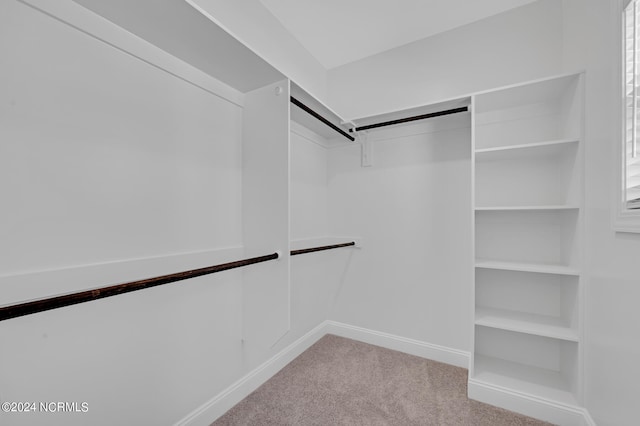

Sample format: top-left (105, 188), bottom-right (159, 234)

top-left (242, 79), bottom-right (291, 359)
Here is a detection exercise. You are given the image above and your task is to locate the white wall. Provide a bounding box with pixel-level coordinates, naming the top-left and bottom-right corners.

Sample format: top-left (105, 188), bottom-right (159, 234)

top-left (327, 0), bottom-right (563, 120)
top-left (289, 125), bottom-right (352, 336)
top-left (290, 125), bottom-right (329, 241)
top-left (0, 4), bottom-right (244, 277)
top-left (327, 114), bottom-right (473, 351)
top-left (561, 1), bottom-right (640, 425)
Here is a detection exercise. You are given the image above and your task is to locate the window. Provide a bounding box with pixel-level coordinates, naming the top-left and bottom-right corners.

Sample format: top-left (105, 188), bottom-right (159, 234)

top-left (616, 0), bottom-right (640, 232)
top-left (624, 1), bottom-right (640, 209)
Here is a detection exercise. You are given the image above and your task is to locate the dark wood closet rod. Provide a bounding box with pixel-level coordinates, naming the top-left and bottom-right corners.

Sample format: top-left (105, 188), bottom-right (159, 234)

top-left (349, 106), bottom-right (469, 132)
top-left (0, 252), bottom-right (279, 322)
top-left (290, 96), bottom-right (356, 142)
top-left (290, 241), bottom-right (355, 256)
top-left (2, 241), bottom-right (358, 321)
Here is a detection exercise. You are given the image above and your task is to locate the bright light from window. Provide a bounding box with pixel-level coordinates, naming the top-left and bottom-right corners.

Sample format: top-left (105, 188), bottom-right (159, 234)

top-left (624, 0), bottom-right (640, 209)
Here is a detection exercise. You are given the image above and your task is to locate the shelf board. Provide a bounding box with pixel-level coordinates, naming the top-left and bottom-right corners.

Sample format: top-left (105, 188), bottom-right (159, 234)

top-left (475, 259), bottom-right (580, 276)
top-left (475, 138), bottom-right (579, 155)
top-left (475, 307), bottom-right (578, 342)
top-left (472, 355), bottom-right (578, 406)
top-left (473, 73), bottom-right (581, 114)
top-left (475, 205), bottom-right (579, 212)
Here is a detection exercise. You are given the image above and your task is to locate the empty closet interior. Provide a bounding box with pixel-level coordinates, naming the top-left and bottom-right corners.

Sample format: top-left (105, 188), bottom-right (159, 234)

top-left (291, 85), bottom-right (474, 352)
top-left (0, 1), bottom-right (597, 426)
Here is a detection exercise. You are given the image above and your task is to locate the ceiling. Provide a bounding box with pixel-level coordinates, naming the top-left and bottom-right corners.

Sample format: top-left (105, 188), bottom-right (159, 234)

top-left (259, 0), bottom-right (538, 69)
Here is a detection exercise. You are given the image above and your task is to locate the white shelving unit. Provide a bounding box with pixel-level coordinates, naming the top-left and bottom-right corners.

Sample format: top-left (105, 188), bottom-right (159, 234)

top-left (469, 73), bottom-right (584, 418)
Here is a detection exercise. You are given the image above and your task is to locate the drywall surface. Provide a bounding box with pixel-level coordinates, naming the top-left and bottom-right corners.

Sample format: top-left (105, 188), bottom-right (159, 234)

top-left (327, 114), bottom-right (472, 351)
top-left (289, 126), bottom-right (352, 337)
top-left (327, 0), bottom-right (563, 120)
top-left (259, 0), bottom-right (539, 69)
top-left (0, 1), bottom-right (243, 279)
top-left (290, 127), bottom-right (329, 240)
top-left (561, 0), bottom-right (640, 424)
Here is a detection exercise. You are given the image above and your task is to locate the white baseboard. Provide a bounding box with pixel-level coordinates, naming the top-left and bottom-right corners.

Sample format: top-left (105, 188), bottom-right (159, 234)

top-left (175, 320), bottom-right (470, 425)
top-left (323, 320), bottom-right (470, 368)
top-left (468, 379), bottom-right (595, 426)
top-left (174, 320), bottom-right (595, 426)
top-left (174, 322), bottom-right (327, 426)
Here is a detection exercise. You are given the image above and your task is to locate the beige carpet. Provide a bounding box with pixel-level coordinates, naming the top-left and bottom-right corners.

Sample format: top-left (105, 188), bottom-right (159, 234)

top-left (213, 334), bottom-right (552, 426)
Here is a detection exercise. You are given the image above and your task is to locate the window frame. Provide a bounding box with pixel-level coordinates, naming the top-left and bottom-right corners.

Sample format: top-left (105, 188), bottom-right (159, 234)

top-left (615, 0), bottom-right (640, 232)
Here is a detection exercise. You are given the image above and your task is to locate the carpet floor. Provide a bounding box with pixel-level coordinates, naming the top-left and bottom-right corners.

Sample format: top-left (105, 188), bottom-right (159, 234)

top-left (213, 334), bottom-right (553, 426)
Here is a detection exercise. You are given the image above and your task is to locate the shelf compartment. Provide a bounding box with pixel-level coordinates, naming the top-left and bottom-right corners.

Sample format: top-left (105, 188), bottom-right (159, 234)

top-left (473, 355), bottom-right (578, 406)
top-left (476, 268), bottom-right (579, 333)
top-left (475, 307), bottom-right (578, 342)
top-left (475, 141), bottom-right (580, 207)
top-left (474, 74), bottom-right (582, 150)
top-left (474, 327), bottom-right (579, 405)
top-left (475, 209), bottom-right (580, 268)
top-left (475, 259), bottom-right (580, 276)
